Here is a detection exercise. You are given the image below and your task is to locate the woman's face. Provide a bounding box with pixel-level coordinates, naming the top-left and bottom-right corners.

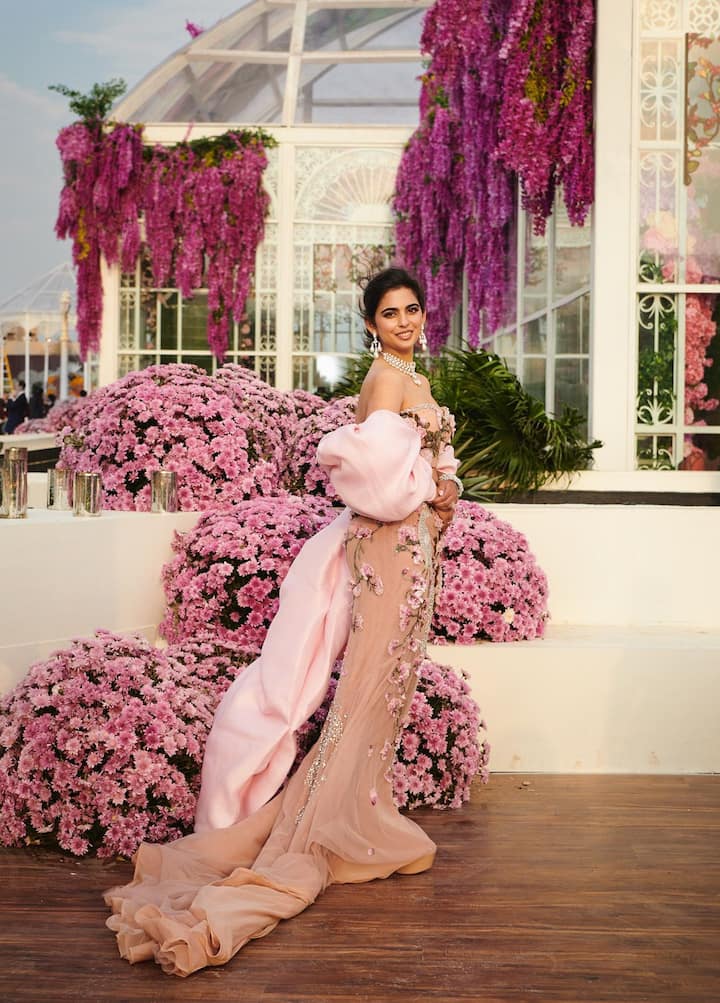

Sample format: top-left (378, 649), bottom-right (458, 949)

top-left (367, 286), bottom-right (425, 357)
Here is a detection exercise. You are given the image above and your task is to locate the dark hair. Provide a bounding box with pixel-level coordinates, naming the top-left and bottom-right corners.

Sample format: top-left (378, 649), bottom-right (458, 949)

top-left (360, 267), bottom-right (425, 350)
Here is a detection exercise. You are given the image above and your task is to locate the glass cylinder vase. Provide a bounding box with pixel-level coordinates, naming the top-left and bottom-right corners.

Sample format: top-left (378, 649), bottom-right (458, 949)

top-left (47, 466), bottom-right (73, 511)
top-left (73, 472), bottom-right (103, 517)
top-left (1, 447), bottom-right (29, 518)
top-left (151, 470), bottom-right (178, 513)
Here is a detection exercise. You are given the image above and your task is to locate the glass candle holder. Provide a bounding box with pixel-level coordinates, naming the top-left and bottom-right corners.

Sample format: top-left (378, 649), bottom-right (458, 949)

top-left (1, 448), bottom-right (28, 518)
top-left (151, 470), bottom-right (178, 513)
top-left (73, 472), bottom-right (103, 517)
top-left (47, 466), bottom-right (73, 511)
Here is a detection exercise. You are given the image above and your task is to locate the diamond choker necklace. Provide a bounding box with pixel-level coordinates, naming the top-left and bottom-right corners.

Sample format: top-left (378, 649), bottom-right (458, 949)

top-left (381, 350), bottom-right (421, 386)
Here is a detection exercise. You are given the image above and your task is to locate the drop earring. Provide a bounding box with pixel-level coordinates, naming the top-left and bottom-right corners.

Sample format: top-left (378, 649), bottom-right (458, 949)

top-left (419, 323), bottom-right (428, 352)
top-left (370, 332), bottom-right (381, 359)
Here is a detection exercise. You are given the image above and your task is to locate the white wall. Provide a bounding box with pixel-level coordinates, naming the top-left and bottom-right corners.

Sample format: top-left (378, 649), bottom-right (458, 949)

top-left (486, 502), bottom-right (720, 628)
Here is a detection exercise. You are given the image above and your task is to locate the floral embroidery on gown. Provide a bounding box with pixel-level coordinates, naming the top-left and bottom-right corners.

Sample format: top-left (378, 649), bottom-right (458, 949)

top-left (105, 405), bottom-right (458, 977)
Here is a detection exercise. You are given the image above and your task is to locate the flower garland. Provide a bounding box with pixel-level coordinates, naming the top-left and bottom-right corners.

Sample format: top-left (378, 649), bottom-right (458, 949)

top-left (393, 0), bottom-right (595, 347)
top-left (431, 501), bottom-right (549, 643)
top-left (159, 495), bottom-right (338, 653)
top-left (496, 0), bottom-right (595, 233)
top-left (394, 0), bottom-right (515, 349)
top-left (55, 122), bottom-right (145, 357)
top-left (55, 124), bottom-right (272, 360)
top-left (142, 131), bottom-right (271, 360)
top-left (58, 363), bottom-right (281, 510)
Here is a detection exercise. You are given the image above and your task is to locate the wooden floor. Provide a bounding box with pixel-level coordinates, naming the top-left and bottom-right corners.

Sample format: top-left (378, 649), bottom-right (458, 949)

top-left (1, 775), bottom-right (718, 1003)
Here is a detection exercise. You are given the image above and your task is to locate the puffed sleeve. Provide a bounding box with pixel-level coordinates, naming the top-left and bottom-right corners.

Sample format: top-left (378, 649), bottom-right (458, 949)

top-left (436, 442), bottom-right (460, 477)
top-left (316, 409), bottom-right (436, 522)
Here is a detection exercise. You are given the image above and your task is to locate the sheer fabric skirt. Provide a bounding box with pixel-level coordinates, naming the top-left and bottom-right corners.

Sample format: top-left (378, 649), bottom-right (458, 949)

top-left (105, 503), bottom-right (441, 976)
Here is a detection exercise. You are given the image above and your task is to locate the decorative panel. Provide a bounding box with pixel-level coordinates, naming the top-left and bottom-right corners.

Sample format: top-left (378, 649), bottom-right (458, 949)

top-left (634, 2), bottom-right (720, 469)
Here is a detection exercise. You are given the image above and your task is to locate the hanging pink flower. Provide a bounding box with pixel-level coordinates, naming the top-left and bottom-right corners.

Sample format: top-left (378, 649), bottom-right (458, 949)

top-left (394, 0), bottom-right (517, 348)
top-left (185, 20), bottom-right (204, 38)
top-left (496, 0), bottom-right (595, 233)
top-left (394, 0), bottom-right (595, 348)
top-left (55, 125), bottom-right (272, 360)
top-left (55, 122), bottom-right (144, 357)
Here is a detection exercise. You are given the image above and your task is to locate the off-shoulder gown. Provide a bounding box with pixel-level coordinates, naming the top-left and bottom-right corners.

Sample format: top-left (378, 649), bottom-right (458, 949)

top-left (105, 405), bottom-right (459, 976)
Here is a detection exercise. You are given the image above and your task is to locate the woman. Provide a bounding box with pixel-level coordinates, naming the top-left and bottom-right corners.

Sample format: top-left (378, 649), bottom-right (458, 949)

top-left (105, 268), bottom-right (462, 976)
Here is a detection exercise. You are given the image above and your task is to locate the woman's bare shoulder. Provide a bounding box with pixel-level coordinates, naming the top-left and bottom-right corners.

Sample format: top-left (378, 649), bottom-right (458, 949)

top-left (357, 363), bottom-right (405, 420)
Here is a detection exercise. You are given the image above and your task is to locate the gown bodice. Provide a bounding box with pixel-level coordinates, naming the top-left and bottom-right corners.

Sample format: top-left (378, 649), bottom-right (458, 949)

top-left (399, 404), bottom-right (455, 463)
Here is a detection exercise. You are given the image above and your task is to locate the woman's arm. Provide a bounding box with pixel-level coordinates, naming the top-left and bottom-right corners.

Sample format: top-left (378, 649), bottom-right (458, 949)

top-left (317, 409), bottom-right (436, 522)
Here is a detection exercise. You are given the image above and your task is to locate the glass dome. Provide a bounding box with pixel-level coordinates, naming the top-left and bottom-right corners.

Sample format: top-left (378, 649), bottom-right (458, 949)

top-left (0, 262), bottom-right (77, 338)
top-left (114, 1), bottom-right (431, 126)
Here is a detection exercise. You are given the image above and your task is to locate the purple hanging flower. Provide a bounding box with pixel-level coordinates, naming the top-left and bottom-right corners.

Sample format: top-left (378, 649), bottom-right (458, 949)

top-left (55, 124), bottom-right (272, 360)
top-left (185, 20), bottom-right (204, 39)
top-left (393, 0), bottom-right (595, 349)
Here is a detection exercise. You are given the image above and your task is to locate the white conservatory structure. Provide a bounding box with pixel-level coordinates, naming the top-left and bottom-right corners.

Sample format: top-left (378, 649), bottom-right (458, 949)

top-left (5, 0), bottom-right (719, 778)
top-left (97, 0), bottom-right (720, 493)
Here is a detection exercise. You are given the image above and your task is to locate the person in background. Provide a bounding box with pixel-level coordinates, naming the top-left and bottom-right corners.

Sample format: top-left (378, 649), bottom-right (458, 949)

top-left (28, 383), bottom-right (45, 420)
top-left (5, 380), bottom-right (29, 434)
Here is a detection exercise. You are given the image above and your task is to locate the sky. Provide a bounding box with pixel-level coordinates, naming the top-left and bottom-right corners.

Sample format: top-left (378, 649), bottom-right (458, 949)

top-left (0, 0), bottom-right (242, 306)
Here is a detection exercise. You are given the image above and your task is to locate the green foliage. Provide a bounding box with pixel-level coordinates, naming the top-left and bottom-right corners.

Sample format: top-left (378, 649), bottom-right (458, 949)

top-left (49, 79), bottom-right (127, 129)
top-left (334, 349), bottom-right (601, 500)
top-left (636, 255), bottom-right (677, 423)
top-left (153, 129), bottom-right (278, 165)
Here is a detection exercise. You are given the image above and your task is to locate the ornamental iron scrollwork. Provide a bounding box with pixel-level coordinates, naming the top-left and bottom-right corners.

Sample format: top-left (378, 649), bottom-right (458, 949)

top-left (640, 0), bottom-right (680, 32)
top-left (636, 434), bottom-right (676, 469)
top-left (636, 291), bottom-right (677, 426)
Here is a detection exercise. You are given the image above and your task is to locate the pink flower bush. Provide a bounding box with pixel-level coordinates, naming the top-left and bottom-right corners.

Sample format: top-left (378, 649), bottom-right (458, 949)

top-left (58, 363), bottom-right (280, 510)
top-left (432, 501), bottom-right (549, 643)
top-left (159, 494), bottom-right (338, 653)
top-left (295, 659), bottom-right (489, 810)
top-left (282, 396), bottom-right (358, 497)
top-left (214, 363), bottom-right (300, 473)
top-left (0, 631), bottom-right (253, 858)
top-left (393, 659), bottom-right (489, 809)
top-left (13, 398), bottom-right (88, 436)
top-left (287, 388), bottom-right (326, 422)
top-left (0, 635), bottom-right (488, 858)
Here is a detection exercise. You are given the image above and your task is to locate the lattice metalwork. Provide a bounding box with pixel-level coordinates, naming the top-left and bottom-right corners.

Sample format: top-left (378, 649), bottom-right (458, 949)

top-left (634, 1), bottom-right (720, 470)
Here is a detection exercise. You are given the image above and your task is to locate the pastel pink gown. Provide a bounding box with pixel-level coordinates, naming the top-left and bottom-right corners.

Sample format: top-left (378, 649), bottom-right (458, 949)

top-left (105, 406), bottom-right (459, 977)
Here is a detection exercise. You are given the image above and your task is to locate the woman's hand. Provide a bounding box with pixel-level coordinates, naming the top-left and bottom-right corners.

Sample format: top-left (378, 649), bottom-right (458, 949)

top-left (431, 474), bottom-right (458, 527)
